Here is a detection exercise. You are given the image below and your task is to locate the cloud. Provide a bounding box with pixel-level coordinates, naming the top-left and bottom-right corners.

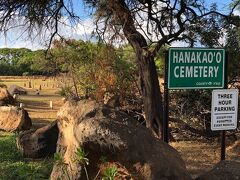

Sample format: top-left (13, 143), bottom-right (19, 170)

top-left (74, 18), bottom-right (95, 37)
top-left (170, 41), bottom-right (189, 47)
top-left (233, 9), bottom-right (240, 16)
top-left (0, 29), bottom-right (45, 50)
top-left (1, 0), bottom-right (235, 51)
top-left (0, 39), bottom-right (43, 50)
top-left (0, 16), bottom-right (95, 50)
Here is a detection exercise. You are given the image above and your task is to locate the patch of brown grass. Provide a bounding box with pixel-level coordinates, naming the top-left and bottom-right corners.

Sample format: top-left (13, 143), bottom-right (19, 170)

top-left (0, 76), bottom-right (64, 127)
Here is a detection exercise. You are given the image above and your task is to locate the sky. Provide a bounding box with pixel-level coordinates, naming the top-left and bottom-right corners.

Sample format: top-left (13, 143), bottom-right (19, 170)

top-left (0, 0), bottom-right (237, 50)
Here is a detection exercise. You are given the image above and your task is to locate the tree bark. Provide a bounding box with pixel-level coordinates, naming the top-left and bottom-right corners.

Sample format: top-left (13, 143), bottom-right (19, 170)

top-left (137, 50), bottom-right (163, 136)
top-left (108, 0), bottom-right (164, 137)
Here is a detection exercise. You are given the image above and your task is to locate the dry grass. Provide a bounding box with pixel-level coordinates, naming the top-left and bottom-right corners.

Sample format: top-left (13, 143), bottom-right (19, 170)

top-left (18, 91), bottom-right (63, 128)
top-left (1, 76), bottom-right (63, 128)
top-left (0, 75), bottom-right (64, 91)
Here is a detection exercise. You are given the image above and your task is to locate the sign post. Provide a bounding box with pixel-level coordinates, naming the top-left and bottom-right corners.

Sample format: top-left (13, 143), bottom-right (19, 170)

top-left (211, 89), bottom-right (239, 160)
top-left (166, 47), bottom-right (231, 160)
top-left (163, 52), bottom-right (169, 143)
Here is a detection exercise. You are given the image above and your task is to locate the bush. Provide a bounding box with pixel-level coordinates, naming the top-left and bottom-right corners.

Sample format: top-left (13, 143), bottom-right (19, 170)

top-left (170, 90), bottom-right (212, 133)
top-left (22, 72), bottom-right (30, 76)
top-left (52, 40), bottom-right (138, 106)
top-left (58, 86), bottom-right (72, 97)
top-left (0, 83), bottom-right (7, 88)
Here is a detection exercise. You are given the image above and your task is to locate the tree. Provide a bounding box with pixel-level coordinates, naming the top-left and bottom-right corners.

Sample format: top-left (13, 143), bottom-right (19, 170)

top-left (0, 48), bottom-right (58, 75)
top-left (85, 0), bottom-right (240, 137)
top-left (0, 0), bottom-right (239, 137)
top-left (0, 48), bottom-right (32, 75)
top-left (225, 26), bottom-right (240, 81)
top-left (51, 39), bottom-right (136, 102)
top-left (29, 50), bottom-right (58, 75)
top-left (51, 39), bottom-right (97, 97)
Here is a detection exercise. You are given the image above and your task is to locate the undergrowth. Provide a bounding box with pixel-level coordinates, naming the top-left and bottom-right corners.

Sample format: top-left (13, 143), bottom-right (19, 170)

top-left (0, 132), bottom-right (53, 180)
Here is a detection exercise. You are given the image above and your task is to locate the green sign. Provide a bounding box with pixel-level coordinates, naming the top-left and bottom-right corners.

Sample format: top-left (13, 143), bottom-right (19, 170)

top-left (168, 48), bottom-right (225, 89)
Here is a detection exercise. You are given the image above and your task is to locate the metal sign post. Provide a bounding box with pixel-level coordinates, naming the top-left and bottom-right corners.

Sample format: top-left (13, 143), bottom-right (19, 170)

top-left (222, 54), bottom-right (228, 161)
top-left (221, 131), bottom-right (226, 160)
top-left (163, 52), bottom-right (169, 143)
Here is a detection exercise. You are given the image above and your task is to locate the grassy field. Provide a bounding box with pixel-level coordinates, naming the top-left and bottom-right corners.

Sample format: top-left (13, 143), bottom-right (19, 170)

top-left (0, 76), bottom-right (239, 179)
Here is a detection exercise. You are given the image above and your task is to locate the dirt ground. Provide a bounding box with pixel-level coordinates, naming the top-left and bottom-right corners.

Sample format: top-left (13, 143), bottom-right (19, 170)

top-left (172, 140), bottom-right (221, 178)
top-left (18, 89), bottom-right (63, 128)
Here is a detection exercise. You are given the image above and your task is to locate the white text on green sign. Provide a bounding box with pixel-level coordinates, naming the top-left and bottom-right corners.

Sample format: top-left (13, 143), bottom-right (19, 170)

top-left (168, 48), bottom-right (225, 89)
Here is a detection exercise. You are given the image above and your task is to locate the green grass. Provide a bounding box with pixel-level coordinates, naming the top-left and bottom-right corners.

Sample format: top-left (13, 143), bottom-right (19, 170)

top-left (0, 132), bottom-right (53, 180)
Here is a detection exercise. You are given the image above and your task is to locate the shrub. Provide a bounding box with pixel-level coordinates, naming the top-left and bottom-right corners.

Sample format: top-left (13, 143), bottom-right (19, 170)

top-left (0, 83), bottom-right (7, 88)
top-left (170, 89), bottom-right (212, 133)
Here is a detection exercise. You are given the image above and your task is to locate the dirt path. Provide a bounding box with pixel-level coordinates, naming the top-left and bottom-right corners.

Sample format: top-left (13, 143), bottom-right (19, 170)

top-left (18, 91), bottom-right (63, 128)
top-left (172, 139), bottom-right (240, 178)
top-left (171, 141), bottom-right (219, 178)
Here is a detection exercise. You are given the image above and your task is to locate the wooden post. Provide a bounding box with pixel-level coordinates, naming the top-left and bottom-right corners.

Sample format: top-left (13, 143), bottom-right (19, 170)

top-left (13, 94), bottom-right (17, 99)
top-left (20, 103), bottom-right (24, 108)
top-left (50, 101), bottom-right (53, 109)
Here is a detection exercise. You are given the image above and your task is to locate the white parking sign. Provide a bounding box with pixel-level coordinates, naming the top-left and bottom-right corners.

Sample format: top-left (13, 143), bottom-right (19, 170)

top-left (211, 89), bottom-right (239, 131)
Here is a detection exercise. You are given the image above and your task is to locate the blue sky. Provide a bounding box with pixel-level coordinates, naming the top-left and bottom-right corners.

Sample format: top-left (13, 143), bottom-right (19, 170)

top-left (0, 0), bottom-right (237, 50)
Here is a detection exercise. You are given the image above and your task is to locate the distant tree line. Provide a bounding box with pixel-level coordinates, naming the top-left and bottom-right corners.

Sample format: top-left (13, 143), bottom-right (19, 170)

top-left (0, 48), bottom-right (55, 76)
top-left (0, 40), bottom-right (165, 77)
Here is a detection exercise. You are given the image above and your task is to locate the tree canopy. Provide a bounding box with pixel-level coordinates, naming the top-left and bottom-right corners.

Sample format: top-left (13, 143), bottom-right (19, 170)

top-left (0, 48), bottom-right (60, 75)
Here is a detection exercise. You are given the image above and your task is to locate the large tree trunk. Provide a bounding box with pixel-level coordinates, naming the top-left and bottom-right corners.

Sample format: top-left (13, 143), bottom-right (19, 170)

top-left (108, 0), bottom-right (164, 137)
top-left (137, 49), bottom-right (163, 136)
